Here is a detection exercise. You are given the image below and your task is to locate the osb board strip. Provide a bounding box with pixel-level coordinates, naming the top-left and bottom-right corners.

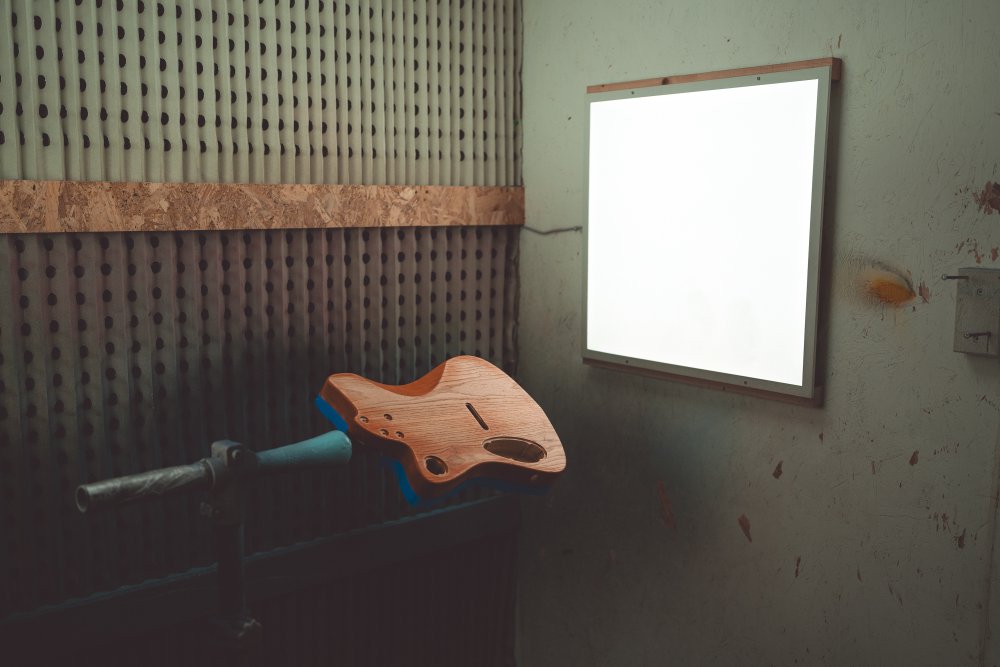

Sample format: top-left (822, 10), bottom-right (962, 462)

top-left (587, 57), bottom-right (842, 94)
top-left (0, 180), bottom-right (525, 234)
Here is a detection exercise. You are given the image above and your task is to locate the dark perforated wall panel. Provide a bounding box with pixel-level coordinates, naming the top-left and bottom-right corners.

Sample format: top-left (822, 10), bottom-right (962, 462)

top-left (0, 225), bottom-right (519, 617)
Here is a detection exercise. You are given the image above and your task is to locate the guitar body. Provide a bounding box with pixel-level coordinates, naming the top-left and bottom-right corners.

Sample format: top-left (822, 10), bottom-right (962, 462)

top-left (317, 356), bottom-right (566, 500)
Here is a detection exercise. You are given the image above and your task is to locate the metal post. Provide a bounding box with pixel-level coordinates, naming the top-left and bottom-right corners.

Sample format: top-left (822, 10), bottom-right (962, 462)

top-left (202, 441), bottom-right (262, 667)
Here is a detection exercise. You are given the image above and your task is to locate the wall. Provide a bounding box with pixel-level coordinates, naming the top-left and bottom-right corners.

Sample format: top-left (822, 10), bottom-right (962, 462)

top-left (517, 1), bottom-right (1000, 665)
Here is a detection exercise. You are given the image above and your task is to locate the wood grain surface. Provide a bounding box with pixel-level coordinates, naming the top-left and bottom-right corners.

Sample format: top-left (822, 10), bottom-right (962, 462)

top-left (0, 179), bottom-right (525, 233)
top-left (587, 57), bottom-right (842, 94)
top-left (320, 356), bottom-right (566, 499)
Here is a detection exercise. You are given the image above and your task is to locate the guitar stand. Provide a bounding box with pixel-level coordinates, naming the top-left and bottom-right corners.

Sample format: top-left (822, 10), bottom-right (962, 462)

top-left (76, 356), bottom-right (567, 666)
top-left (76, 432), bottom-right (352, 667)
top-left (200, 441), bottom-right (262, 666)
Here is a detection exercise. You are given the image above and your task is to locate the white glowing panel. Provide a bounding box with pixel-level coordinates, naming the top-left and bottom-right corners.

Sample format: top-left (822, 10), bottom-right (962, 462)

top-left (584, 68), bottom-right (831, 397)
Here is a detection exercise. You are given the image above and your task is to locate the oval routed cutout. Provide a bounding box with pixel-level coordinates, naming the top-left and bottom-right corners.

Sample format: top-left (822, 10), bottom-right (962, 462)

top-left (425, 456), bottom-right (448, 476)
top-left (483, 437), bottom-right (546, 463)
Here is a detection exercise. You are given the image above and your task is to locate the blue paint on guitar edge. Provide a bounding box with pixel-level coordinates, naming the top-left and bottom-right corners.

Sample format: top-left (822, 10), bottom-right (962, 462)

top-left (315, 394), bottom-right (552, 505)
top-left (314, 395), bottom-right (350, 433)
top-left (383, 457), bottom-right (550, 507)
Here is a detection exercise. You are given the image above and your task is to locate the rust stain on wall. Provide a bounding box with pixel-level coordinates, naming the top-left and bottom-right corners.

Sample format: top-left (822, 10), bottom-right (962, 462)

top-left (933, 442), bottom-right (961, 455)
top-left (955, 238), bottom-right (989, 264)
top-left (655, 480), bottom-right (677, 531)
top-left (974, 181), bottom-right (1000, 215)
top-left (955, 529), bottom-right (967, 549)
top-left (931, 512), bottom-right (955, 533)
top-left (918, 281), bottom-right (931, 303)
top-left (992, 247), bottom-right (999, 262)
top-left (772, 461), bottom-right (784, 479)
top-left (970, 240), bottom-right (984, 264)
top-left (737, 514), bottom-right (752, 542)
top-left (909, 450), bottom-right (919, 466)
top-left (861, 264), bottom-right (916, 306)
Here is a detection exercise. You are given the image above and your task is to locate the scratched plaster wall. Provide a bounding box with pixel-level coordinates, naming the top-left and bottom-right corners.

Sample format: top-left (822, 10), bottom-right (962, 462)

top-left (517, 1), bottom-right (1000, 665)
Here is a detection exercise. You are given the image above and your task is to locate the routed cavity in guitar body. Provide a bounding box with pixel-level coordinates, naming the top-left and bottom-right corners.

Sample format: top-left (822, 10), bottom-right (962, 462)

top-left (483, 436), bottom-right (546, 463)
top-left (317, 356), bottom-right (566, 501)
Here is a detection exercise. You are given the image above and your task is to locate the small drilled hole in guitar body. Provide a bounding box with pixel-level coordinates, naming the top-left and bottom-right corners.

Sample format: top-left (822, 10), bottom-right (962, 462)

top-left (484, 437), bottom-right (546, 463)
top-left (466, 402), bottom-right (489, 430)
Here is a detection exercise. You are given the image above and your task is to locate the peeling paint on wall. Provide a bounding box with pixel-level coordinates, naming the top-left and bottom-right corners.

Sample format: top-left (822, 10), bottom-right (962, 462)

top-left (738, 514), bottom-right (752, 543)
top-left (888, 583), bottom-right (903, 606)
top-left (960, 238), bottom-right (986, 264)
top-left (918, 281), bottom-right (931, 303)
top-left (656, 481), bottom-right (677, 531)
top-left (975, 181), bottom-right (1000, 215)
top-left (933, 442), bottom-right (962, 455)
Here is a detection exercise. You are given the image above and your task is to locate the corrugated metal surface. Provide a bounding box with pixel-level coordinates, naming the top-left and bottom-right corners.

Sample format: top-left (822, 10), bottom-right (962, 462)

top-left (0, 225), bottom-right (519, 617)
top-left (0, 0), bottom-right (521, 186)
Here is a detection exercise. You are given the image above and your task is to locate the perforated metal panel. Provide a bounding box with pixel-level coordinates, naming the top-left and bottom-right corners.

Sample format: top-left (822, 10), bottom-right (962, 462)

top-left (0, 0), bottom-right (522, 186)
top-left (0, 225), bottom-right (519, 616)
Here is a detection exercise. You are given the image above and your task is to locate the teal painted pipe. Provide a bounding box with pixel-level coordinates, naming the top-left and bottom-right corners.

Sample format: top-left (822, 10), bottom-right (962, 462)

top-left (255, 431), bottom-right (352, 473)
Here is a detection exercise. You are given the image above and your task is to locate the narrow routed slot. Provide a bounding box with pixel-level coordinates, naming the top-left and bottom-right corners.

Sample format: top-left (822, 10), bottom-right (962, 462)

top-left (466, 402), bottom-right (489, 430)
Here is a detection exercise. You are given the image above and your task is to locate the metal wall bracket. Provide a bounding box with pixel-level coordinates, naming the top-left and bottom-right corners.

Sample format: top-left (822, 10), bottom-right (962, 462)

top-left (948, 268), bottom-right (1000, 357)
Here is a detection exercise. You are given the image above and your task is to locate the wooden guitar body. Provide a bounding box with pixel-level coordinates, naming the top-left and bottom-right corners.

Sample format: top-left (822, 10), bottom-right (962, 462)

top-left (317, 356), bottom-right (566, 500)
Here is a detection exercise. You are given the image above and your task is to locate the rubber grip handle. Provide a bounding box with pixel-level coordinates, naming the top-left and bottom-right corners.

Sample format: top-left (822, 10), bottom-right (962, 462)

top-left (255, 431), bottom-right (352, 473)
top-left (76, 461), bottom-right (213, 513)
